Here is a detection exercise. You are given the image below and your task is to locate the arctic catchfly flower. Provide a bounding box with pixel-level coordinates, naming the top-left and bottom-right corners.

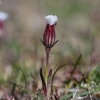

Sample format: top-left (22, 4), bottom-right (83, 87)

top-left (41, 15), bottom-right (58, 53)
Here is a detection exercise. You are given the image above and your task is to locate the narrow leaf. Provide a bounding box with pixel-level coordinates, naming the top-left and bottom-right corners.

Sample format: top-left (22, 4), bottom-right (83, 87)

top-left (51, 63), bottom-right (69, 94)
top-left (10, 86), bottom-right (22, 100)
top-left (40, 68), bottom-right (47, 96)
top-left (48, 68), bottom-right (52, 79)
top-left (38, 94), bottom-right (44, 100)
top-left (19, 67), bottom-right (27, 93)
top-left (71, 55), bottom-right (82, 77)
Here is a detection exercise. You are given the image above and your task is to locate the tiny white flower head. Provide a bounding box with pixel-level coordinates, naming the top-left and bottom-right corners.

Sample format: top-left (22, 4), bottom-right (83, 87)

top-left (0, 11), bottom-right (9, 21)
top-left (44, 15), bottom-right (58, 25)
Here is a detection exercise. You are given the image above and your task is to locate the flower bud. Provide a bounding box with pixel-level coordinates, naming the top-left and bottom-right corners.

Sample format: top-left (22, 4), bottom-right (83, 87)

top-left (0, 11), bottom-right (9, 38)
top-left (41, 15), bottom-right (58, 52)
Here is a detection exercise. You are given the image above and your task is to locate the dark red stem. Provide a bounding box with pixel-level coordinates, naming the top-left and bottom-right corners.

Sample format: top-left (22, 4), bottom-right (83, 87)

top-left (45, 48), bottom-right (50, 66)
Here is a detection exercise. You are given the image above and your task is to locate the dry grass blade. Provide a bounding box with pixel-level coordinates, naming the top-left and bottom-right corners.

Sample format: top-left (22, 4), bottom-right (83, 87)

top-left (10, 86), bottom-right (22, 100)
top-left (0, 86), bottom-right (10, 100)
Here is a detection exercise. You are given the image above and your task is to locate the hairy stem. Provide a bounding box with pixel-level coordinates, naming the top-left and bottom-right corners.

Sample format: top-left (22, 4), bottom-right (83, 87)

top-left (45, 49), bottom-right (50, 100)
top-left (46, 51), bottom-right (49, 66)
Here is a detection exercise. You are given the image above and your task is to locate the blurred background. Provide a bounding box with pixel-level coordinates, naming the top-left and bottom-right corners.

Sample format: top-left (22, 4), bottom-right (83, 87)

top-left (0, 0), bottom-right (100, 93)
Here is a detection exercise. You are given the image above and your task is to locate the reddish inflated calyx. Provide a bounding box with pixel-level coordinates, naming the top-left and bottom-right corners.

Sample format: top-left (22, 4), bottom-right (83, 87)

top-left (41, 15), bottom-right (58, 52)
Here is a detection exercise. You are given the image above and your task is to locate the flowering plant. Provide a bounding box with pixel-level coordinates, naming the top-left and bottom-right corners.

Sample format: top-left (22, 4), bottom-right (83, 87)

top-left (40, 15), bottom-right (85, 100)
top-left (40, 15), bottom-right (59, 100)
top-left (0, 11), bottom-right (9, 37)
top-left (0, 11), bottom-right (9, 21)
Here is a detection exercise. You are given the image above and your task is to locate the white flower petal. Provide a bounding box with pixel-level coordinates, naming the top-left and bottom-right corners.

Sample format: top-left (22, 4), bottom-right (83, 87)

top-left (0, 11), bottom-right (9, 21)
top-left (45, 15), bottom-right (58, 25)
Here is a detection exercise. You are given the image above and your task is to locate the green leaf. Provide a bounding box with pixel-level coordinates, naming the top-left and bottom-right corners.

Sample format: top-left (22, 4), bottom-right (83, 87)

top-left (51, 63), bottom-right (69, 94)
top-left (60, 88), bottom-right (100, 100)
top-left (60, 93), bottom-right (73, 100)
top-left (38, 94), bottom-right (44, 100)
top-left (91, 64), bottom-right (100, 83)
top-left (71, 54), bottom-right (82, 76)
top-left (60, 89), bottom-right (99, 100)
